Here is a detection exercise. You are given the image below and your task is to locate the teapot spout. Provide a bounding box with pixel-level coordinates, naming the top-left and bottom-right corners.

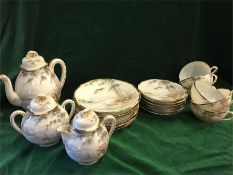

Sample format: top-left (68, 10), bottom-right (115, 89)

top-left (0, 74), bottom-right (21, 106)
top-left (57, 125), bottom-right (72, 142)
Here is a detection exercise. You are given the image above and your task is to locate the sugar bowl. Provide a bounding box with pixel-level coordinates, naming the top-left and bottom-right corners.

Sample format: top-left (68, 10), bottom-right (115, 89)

top-left (10, 95), bottom-right (75, 147)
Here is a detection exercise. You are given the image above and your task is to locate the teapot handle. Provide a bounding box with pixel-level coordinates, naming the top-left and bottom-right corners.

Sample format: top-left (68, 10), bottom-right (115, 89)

top-left (101, 115), bottom-right (116, 137)
top-left (49, 58), bottom-right (66, 89)
top-left (61, 99), bottom-right (75, 119)
top-left (10, 110), bottom-right (26, 134)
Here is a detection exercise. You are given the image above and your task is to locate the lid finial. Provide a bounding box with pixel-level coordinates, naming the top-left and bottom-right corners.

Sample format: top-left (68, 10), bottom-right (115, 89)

top-left (26, 51), bottom-right (38, 59)
top-left (20, 50), bottom-right (48, 71)
top-left (72, 109), bottom-right (99, 132)
top-left (28, 94), bottom-right (57, 115)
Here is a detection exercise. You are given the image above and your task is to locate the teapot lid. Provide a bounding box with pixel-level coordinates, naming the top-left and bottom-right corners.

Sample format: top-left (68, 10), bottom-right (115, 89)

top-left (28, 95), bottom-right (58, 115)
top-left (72, 109), bottom-right (99, 132)
top-left (20, 51), bottom-right (48, 71)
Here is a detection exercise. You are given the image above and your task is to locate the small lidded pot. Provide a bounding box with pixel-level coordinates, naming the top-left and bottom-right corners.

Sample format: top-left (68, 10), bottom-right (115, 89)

top-left (57, 109), bottom-right (116, 165)
top-left (10, 95), bottom-right (75, 147)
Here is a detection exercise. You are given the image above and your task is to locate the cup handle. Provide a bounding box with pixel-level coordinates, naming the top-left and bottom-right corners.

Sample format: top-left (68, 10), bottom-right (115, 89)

top-left (10, 110), bottom-right (26, 134)
top-left (210, 66), bottom-right (218, 74)
top-left (211, 74), bottom-right (218, 85)
top-left (222, 111), bottom-right (233, 121)
top-left (49, 58), bottom-right (66, 89)
top-left (101, 115), bottom-right (116, 137)
top-left (61, 99), bottom-right (76, 119)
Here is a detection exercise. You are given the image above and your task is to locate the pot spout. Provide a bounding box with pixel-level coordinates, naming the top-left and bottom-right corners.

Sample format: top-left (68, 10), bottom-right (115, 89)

top-left (57, 125), bottom-right (72, 142)
top-left (0, 74), bottom-right (21, 107)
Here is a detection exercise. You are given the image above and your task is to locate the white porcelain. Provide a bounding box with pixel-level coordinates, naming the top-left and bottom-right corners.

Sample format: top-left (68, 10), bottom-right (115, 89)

top-left (104, 104), bottom-right (139, 125)
top-left (180, 73), bottom-right (217, 95)
top-left (10, 95), bottom-right (75, 147)
top-left (0, 51), bottom-right (66, 109)
top-left (141, 96), bottom-right (186, 107)
top-left (138, 79), bottom-right (187, 102)
top-left (190, 83), bottom-right (209, 104)
top-left (192, 89), bottom-right (232, 113)
top-left (57, 109), bottom-right (116, 165)
top-left (74, 79), bottom-right (140, 114)
top-left (75, 103), bottom-right (139, 129)
top-left (141, 97), bottom-right (185, 110)
top-left (141, 105), bottom-right (184, 115)
top-left (107, 112), bottom-right (138, 129)
top-left (218, 89), bottom-right (232, 105)
top-left (191, 102), bottom-right (233, 122)
top-left (179, 61), bottom-right (218, 81)
top-left (195, 80), bottom-right (224, 102)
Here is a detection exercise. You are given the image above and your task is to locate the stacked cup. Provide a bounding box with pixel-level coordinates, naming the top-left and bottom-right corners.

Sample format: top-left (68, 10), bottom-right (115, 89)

top-left (190, 80), bottom-right (233, 122)
top-left (179, 61), bottom-right (218, 95)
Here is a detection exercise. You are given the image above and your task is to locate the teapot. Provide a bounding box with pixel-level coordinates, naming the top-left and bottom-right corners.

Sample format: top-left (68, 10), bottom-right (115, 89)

top-left (57, 109), bottom-right (116, 165)
top-left (10, 95), bottom-right (75, 147)
top-left (0, 50), bottom-right (66, 109)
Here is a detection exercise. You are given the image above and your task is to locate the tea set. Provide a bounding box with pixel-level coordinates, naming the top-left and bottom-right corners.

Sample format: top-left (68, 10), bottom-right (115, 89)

top-left (0, 51), bottom-right (232, 165)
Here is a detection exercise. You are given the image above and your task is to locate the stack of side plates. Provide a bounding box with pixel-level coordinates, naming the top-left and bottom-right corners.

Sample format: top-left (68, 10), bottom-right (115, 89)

top-left (138, 79), bottom-right (188, 115)
top-left (73, 79), bottom-right (140, 129)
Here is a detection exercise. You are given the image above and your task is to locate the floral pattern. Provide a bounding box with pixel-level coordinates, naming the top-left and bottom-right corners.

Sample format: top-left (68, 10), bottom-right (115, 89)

top-left (20, 106), bottom-right (70, 146)
top-left (62, 125), bottom-right (111, 165)
top-left (14, 66), bottom-right (61, 109)
top-left (74, 79), bottom-right (140, 113)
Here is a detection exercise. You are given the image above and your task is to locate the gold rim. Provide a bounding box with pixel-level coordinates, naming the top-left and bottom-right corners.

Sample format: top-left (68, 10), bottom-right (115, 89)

top-left (191, 102), bottom-right (231, 114)
top-left (191, 84), bottom-right (231, 105)
top-left (105, 111), bottom-right (139, 128)
top-left (73, 78), bottom-right (141, 113)
top-left (141, 96), bottom-right (186, 107)
top-left (138, 79), bottom-right (188, 103)
top-left (179, 61), bottom-right (213, 81)
top-left (141, 105), bottom-right (184, 115)
top-left (141, 93), bottom-right (187, 104)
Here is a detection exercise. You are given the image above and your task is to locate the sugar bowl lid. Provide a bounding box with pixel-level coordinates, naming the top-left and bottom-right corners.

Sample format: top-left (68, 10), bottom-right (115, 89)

top-left (28, 95), bottom-right (58, 115)
top-left (72, 109), bottom-right (100, 132)
top-left (20, 51), bottom-right (48, 71)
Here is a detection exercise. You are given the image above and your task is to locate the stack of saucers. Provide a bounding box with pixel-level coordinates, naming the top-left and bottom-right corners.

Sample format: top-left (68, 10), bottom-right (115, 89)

top-left (138, 79), bottom-right (188, 115)
top-left (191, 80), bottom-right (233, 122)
top-left (73, 79), bottom-right (140, 129)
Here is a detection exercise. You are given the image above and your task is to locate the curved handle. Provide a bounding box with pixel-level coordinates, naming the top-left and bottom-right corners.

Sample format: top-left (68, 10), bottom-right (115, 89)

top-left (101, 115), bottom-right (116, 137)
top-left (10, 110), bottom-right (26, 134)
top-left (210, 66), bottom-right (218, 74)
top-left (61, 99), bottom-right (75, 119)
top-left (222, 111), bottom-right (233, 121)
top-left (211, 74), bottom-right (218, 85)
top-left (49, 58), bottom-right (66, 89)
